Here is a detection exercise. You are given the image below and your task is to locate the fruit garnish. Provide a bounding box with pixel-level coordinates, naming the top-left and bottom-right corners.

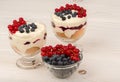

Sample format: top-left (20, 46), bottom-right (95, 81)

top-left (54, 4), bottom-right (87, 20)
top-left (41, 44), bottom-right (81, 66)
top-left (8, 17), bottom-right (26, 34)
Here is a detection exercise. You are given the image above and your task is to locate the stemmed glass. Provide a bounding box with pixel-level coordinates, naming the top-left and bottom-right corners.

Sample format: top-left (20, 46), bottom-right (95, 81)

top-left (8, 18), bottom-right (47, 69)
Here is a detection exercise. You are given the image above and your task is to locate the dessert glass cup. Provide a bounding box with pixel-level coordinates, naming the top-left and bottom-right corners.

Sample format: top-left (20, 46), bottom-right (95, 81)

top-left (9, 21), bottom-right (46, 69)
top-left (44, 53), bottom-right (83, 79)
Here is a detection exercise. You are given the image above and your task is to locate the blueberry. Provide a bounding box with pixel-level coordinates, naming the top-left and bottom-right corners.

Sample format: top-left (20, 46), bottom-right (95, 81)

top-left (62, 17), bottom-right (66, 21)
top-left (26, 29), bottom-right (30, 33)
top-left (67, 57), bottom-right (70, 60)
top-left (67, 15), bottom-right (71, 19)
top-left (58, 61), bottom-right (63, 65)
top-left (56, 56), bottom-right (62, 61)
top-left (31, 23), bottom-right (37, 29)
top-left (28, 24), bottom-right (31, 27)
top-left (50, 55), bottom-right (57, 61)
top-left (47, 61), bottom-right (52, 65)
top-left (25, 26), bottom-right (30, 30)
top-left (71, 60), bottom-right (75, 64)
top-left (65, 10), bottom-right (70, 15)
top-left (31, 28), bottom-right (35, 32)
top-left (72, 12), bottom-right (78, 17)
top-left (52, 55), bottom-right (59, 59)
top-left (68, 10), bottom-right (72, 14)
top-left (54, 12), bottom-right (58, 15)
top-left (52, 61), bottom-right (57, 65)
top-left (49, 57), bottom-right (53, 62)
top-left (18, 25), bottom-right (23, 29)
top-left (60, 54), bottom-right (66, 58)
top-left (23, 24), bottom-right (27, 27)
top-left (43, 56), bottom-right (49, 62)
top-left (63, 61), bottom-right (68, 65)
top-left (59, 14), bottom-right (64, 18)
top-left (56, 12), bottom-right (62, 17)
top-left (62, 58), bottom-right (67, 61)
top-left (62, 10), bottom-right (65, 13)
top-left (19, 28), bottom-right (24, 33)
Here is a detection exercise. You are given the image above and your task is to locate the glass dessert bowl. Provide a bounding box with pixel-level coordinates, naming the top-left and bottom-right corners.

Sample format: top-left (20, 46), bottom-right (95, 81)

top-left (41, 44), bottom-right (83, 78)
top-left (8, 17), bottom-right (47, 69)
top-left (51, 4), bottom-right (87, 43)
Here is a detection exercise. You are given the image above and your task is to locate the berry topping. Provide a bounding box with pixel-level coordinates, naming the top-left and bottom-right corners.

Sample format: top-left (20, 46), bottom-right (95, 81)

top-left (7, 18), bottom-right (38, 34)
top-left (30, 23), bottom-right (37, 29)
top-left (18, 23), bottom-right (37, 33)
top-left (54, 4), bottom-right (87, 20)
top-left (7, 17), bottom-right (26, 34)
top-left (41, 44), bottom-right (81, 66)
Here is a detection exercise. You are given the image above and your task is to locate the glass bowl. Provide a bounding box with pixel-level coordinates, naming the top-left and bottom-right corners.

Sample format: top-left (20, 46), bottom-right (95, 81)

top-left (44, 53), bottom-right (83, 79)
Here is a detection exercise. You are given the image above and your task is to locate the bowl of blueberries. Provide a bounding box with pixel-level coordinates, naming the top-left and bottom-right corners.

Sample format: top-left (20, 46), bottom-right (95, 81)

top-left (41, 44), bottom-right (83, 79)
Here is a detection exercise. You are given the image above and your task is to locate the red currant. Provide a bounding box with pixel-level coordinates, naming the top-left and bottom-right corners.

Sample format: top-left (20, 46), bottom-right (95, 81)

top-left (13, 20), bottom-right (18, 24)
top-left (19, 17), bottom-right (24, 22)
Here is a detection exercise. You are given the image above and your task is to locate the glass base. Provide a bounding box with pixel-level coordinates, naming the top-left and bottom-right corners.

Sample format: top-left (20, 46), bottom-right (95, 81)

top-left (16, 56), bottom-right (42, 69)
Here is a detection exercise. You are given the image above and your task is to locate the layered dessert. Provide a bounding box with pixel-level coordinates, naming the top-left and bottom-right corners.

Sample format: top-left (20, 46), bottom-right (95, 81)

top-left (8, 17), bottom-right (47, 56)
top-left (41, 44), bottom-right (82, 78)
top-left (51, 4), bottom-right (87, 42)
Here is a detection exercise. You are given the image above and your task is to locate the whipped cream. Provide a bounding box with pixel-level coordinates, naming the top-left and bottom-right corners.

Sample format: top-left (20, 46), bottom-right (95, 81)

top-left (52, 14), bottom-right (87, 38)
top-left (9, 22), bottom-right (46, 55)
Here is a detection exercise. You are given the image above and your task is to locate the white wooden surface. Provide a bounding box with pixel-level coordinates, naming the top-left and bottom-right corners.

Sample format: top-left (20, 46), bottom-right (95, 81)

top-left (0, 0), bottom-right (120, 82)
